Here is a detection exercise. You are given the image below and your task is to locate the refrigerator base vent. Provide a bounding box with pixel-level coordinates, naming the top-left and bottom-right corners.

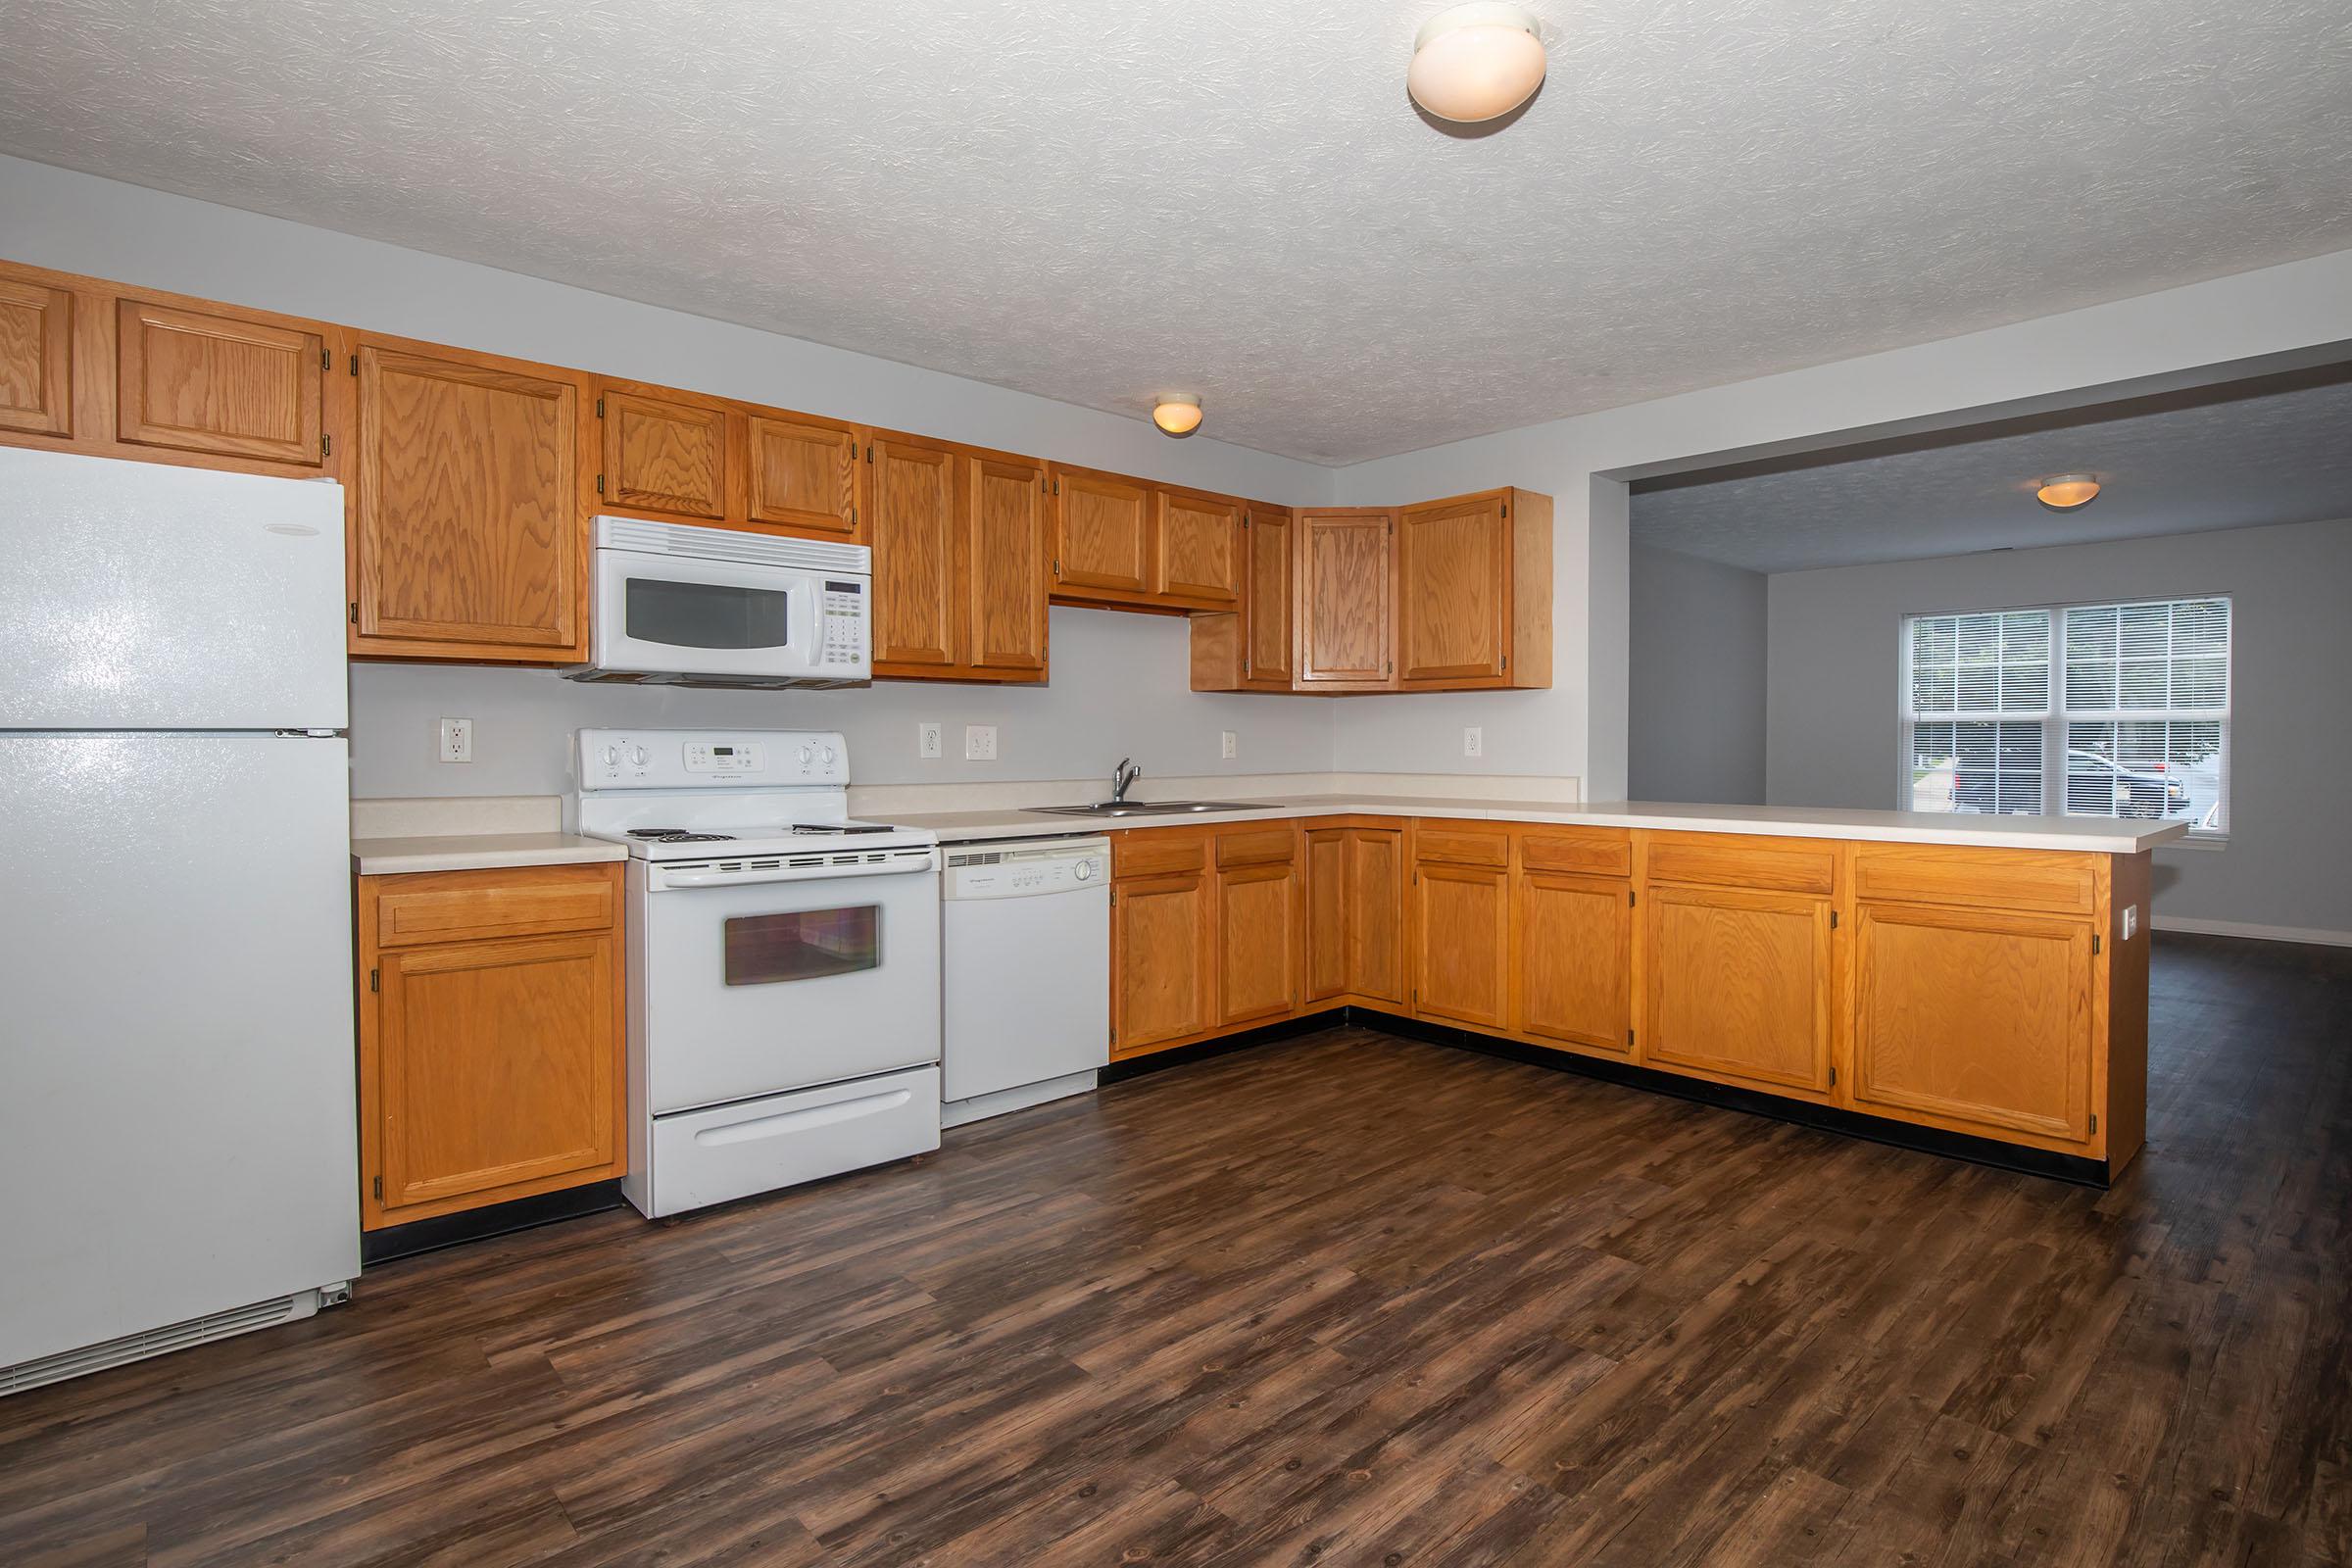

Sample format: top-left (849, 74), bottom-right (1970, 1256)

top-left (0, 1286), bottom-right (344, 1397)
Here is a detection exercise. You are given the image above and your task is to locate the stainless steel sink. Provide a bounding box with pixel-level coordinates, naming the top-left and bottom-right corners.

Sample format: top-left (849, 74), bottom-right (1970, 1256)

top-left (1022, 800), bottom-right (1278, 818)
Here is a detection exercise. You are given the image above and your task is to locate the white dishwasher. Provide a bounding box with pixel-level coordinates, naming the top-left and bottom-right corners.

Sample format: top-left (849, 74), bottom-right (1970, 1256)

top-left (941, 836), bottom-right (1111, 1128)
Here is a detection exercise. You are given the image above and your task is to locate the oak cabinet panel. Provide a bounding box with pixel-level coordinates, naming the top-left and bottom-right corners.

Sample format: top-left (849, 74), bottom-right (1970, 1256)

top-left (354, 341), bottom-right (586, 659)
top-left (1113, 871), bottom-right (1215, 1053)
top-left (1853, 904), bottom-right (2093, 1142)
top-left (1413, 859), bottom-right (1510, 1029)
top-left (0, 276), bottom-right (73, 437)
top-left (1155, 488), bottom-right (1243, 605)
top-left (1243, 506), bottom-right (1295, 688)
top-left (600, 386), bottom-right (726, 520)
top-left (1516, 871), bottom-right (1632, 1054)
top-left (746, 412), bottom-right (859, 538)
top-left (1396, 491), bottom-right (1509, 686)
top-left (116, 299), bottom-right (323, 466)
top-left (1054, 466), bottom-right (1152, 595)
top-left (1642, 884), bottom-right (1834, 1096)
top-left (1348, 829), bottom-right (1405, 1004)
top-left (967, 455), bottom-right (1051, 674)
top-left (1218, 859), bottom-right (1299, 1025)
top-left (1304, 828), bottom-right (1349, 1003)
top-left (1298, 509), bottom-right (1395, 688)
top-left (868, 433), bottom-right (961, 670)
top-left (1851, 846), bottom-right (2097, 918)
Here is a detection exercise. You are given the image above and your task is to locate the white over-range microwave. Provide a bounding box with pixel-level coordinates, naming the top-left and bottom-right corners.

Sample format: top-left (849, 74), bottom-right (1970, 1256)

top-left (568, 517), bottom-right (872, 688)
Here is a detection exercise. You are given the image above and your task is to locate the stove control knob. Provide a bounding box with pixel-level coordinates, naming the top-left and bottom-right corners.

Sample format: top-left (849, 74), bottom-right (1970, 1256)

top-left (1072, 858), bottom-right (1096, 883)
top-left (629, 745), bottom-right (650, 767)
top-left (821, 746), bottom-right (839, 766)
top-left (799, 743), bottom-right (816, 766)
top-left (601, 745), bottom-right (620, 767)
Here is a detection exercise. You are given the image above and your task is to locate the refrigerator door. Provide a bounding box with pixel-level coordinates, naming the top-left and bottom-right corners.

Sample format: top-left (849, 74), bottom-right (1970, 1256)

top-left (0, 733), bottom-right (360, 1371)
top-left (0, 448), bottom-right (347, 731)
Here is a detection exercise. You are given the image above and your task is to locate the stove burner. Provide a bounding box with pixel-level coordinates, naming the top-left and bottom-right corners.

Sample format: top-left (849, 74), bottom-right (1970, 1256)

top-left (625, 828), bottom-right (737, 844)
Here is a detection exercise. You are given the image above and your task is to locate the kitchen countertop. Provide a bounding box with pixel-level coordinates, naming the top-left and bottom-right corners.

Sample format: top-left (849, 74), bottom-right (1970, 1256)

top-left (350, 832), bottom-right (628, 876)
top-left (870, 796), bottom-right (2190, 854)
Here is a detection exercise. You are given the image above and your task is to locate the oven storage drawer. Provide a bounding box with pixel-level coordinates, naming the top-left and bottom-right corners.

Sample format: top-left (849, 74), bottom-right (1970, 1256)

top-left (642, 1066), bottom-right (939, 1218)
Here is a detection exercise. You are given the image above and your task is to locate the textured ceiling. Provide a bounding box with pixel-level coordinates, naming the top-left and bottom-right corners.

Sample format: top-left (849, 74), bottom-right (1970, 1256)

top-left (1, 1), bottom-right (2348, 465)
top-left (1630, 377), bottom-right (2352, 573)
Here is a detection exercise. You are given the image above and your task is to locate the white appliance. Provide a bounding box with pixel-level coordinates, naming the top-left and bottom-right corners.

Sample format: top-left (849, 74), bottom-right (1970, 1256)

top-left (941, 836), bottom-right (1111, 1128)
top-left (0, 448), bottom-right (358, 1396)
top-left (569, 516), bottom-right (872, 688)
top-left (575, 729), bottom-right (942, 1217)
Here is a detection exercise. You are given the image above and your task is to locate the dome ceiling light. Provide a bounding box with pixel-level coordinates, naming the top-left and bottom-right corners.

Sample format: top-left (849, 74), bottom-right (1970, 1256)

top-left (2034, 473), bottom-right (2102, 511)
top-left (1408, 4), bottom-right (1548, 124)
top-left (1152, 395), bottom-right (1202, 437)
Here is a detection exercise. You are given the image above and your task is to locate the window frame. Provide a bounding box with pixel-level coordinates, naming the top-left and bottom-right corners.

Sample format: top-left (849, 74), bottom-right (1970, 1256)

top-left (1896, 593), bottom-right (2231, 842)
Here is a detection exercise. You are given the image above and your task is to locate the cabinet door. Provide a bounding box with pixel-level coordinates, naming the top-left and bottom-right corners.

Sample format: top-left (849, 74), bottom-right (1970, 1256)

top-left (1156, 489), bottom-right (1243, 605)
top-left (1517, 871), bottom-right (1632, 1054)
top-left (1413, 860), bottom-right (1510, 1028)
top-left (868, 433), bottom-right (961, 670)
top-left (1348, 829), bottom-right (1406, 1004)
top-left (1853, 904), bottom-right (2093, 1142)
top-left (966, 455), bottom-right (1051, 675)
top-left (375, 932), bottom-right (619, 1218)
top-left (1218, 860), bottom-right (1299, 1025)
top-left (0, 276), bottom-right (73, 438)
top-left (356, 343), bottom-right (584, 658)
top-left (1642, 884), bottom-right (1834, 1095)
top-left (601, 386), bottom-right (726, 520)
top-left (1054, 467), bottom-right (1152, 594)
top-left (116, 299), bottom-right (323, 466)
top-left (1113, 872), bottom-right (1214, 1052)
top-left (746, 412), bottom-right (860, 538)
top-left (1243, 506), bottom-right (1295, 688)
top-left (1396, 492), bottom-right (1510, 686)
top-left (1303, 827), bottom-right (1349, 1004)
top-left (1298, 510), bottom-right (1395, 687)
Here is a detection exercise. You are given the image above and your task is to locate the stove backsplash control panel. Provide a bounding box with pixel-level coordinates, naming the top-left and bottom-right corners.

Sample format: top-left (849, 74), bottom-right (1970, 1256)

top-left (578, 730), bottom-right (851, 790)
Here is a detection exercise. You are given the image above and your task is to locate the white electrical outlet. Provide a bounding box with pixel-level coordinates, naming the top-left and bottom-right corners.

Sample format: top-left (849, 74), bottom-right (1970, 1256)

top-left (437, 716), bottom-right (473, 764)
top-left (1463, 726), bottom-right (1483, 759)
top-left (1221, 730), bottom-right (1238, 760)
top-left (964, 724), bottom-right (998, 761)
top-left (918, 721), bottom-right (943, 760)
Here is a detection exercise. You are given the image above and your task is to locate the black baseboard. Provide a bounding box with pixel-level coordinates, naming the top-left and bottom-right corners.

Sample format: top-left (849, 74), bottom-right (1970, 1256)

top-left (362, 1179), bottom-right (627, 1265)
top-left (1101, 1008), bottom-right (1350, 1084)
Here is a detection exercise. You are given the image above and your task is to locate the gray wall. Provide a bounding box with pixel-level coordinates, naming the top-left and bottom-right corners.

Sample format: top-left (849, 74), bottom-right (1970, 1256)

top-left (1767, 516), bottom-right (2352, 938)
top-left (1628, 545), bottom-right (1768, 803)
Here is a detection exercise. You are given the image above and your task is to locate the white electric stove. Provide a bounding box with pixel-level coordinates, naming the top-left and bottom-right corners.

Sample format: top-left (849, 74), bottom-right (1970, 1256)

top-left (576, 728), bottom-right (941, 1218)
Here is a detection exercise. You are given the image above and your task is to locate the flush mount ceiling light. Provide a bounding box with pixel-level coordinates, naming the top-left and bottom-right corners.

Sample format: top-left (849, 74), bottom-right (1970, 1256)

top-left (1408, 3), bottom-right (1547, 123)
top-left (1152, 395), bottom-right (1202, 437)
top-left (2034, 473), bottom-right (2102, 510)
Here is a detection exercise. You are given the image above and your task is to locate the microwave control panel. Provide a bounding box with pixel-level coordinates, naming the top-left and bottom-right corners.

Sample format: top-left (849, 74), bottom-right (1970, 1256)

top-left (820, 579), bottom-right (865, 668)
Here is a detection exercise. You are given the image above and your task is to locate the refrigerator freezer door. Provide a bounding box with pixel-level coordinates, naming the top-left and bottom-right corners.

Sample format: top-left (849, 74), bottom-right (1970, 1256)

top-left (0, 448), bottom-right (347, 731)
top-left (0, 734), bottom-right (361, 1371)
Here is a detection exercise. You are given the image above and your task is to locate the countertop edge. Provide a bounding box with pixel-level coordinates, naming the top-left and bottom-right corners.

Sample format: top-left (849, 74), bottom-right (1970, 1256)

top-left (350, 833), bottom-right (629, 876)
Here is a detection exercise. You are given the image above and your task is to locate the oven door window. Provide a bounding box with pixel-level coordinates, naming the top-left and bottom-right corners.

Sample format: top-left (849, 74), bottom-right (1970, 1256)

top-left (625, 575), bottom-right (795, 651)
top-left (724, 906), bottom-right (878, 985)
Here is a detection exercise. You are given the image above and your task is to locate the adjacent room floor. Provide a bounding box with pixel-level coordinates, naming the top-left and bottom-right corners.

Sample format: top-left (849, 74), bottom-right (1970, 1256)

top-left (3, 934), bottom-right (2344, 1568)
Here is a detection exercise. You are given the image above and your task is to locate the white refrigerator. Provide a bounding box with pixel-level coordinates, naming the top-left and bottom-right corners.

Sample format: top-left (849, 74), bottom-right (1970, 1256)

top-left (0, 447), bottom-right (360, 1394)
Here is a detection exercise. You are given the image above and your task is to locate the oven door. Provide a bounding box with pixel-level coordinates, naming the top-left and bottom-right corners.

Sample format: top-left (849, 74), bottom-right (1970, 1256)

top-left (639, 864), bottom-right (941, 1113)
top-left (591, 546), bottom-right (820, 680)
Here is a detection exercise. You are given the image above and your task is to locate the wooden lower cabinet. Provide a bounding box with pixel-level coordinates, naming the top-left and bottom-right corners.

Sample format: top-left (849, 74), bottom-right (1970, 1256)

top-left (1217, 858), bottom-right (1300, 1025)
top-left (1514, 870), bottom-right (1633, 1055)
top-left (358, 863), bottom-right (626, 1229)
top-left (1642, 883), bottom-right (1837, 1098)
top-left (1411, 858), bottom-right (1511, 1030)
top-left (1112, 868), bottom-right (1215, 1054)
top-left (1303, 822), bottom-right (1405, 1006)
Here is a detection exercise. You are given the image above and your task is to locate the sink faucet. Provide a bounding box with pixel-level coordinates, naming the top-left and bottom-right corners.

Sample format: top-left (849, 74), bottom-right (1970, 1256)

top-left (1110, 757), bottom-right (1142, 803)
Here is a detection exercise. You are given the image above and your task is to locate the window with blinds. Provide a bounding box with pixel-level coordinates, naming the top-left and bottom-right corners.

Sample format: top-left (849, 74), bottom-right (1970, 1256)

top-left (1900, 596), bottom-right (2230, 836)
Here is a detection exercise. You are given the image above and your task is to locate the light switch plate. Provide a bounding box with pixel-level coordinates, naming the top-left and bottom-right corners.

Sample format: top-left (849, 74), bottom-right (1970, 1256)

top-left (964, 724), bottom-right (998, 761)
top-left (1221, 730), bottom-right (1238, 760)
top-left (1463, 726), bottom-right (1483, 759)
top-left (438, 716), bottom-right (472, 764)
top-left (918, 721), bottom-right (942, 760)
top-left (2121, 905), bottom-right (2138, 940)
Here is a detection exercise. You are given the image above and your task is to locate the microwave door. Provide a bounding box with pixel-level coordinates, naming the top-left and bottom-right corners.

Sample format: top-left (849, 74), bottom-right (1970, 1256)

top-left (593, 548), bottom-right (816, 679)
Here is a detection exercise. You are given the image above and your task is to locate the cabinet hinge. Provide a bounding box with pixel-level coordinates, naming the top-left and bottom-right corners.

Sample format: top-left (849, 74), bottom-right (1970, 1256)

top-left (372, 1175), bottom-right (383, 1200)
top-left (368, 968), bottom-right (379, 993)
top-left (2091, 932), bottom-right (2102, 956)
top-left (1053, 477), bottom-right (1060, 495)
top-left (1501, 654), bottom-right (1508, 671)
top-left (2088, 1113), bottom-right (2097, 1134)
top-left (320, 433), bottom-right (331, 458)
top-left (319, 347), bottom-right (331, 371)
top-left (1243, 656), bottom-right (1251, 676)
top-left (1830, 908), bottom-right (1840, 929)
top-left (349, 601), bottom-right (359, 624)
top-left (849, 440), bottom-right (857, 460)
top-left (596, 473), bottom-right (606, 495)
top-left (1627, 1027), bottom-right (1635, 1048)
top-left (349, 354), bottom-right (360, 377)
top-left (595, 396), bottom-right (605, 418)
top-left (866, 444), bottom-right (874, 464)
top-left (1628, 888), bottom-right (1637, 906)
top-left (1501, 503), bottom-right (1509, 518)
top-left (1109, 1026), bottom-right (1116, 1046)
top-left (1829, 1065), bottom-right (1838, 1086)
top-left (1052, 558), bottom-right (1061, 576)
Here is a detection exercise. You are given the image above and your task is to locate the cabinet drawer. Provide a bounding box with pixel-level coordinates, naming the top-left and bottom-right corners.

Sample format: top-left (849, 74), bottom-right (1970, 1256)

top-left (372, 864), bottom-right (619, 947)
top-left (1215, 825), bottom-right (1298, 867)
top-left (1518, 827), bottom-right (1632, 877)
top-left (1412, 824), bottom-right (1511, 868)
top-left (1114, 830), bottom-right (1209, 879)
top-left (1643, 832), bottom-right (1837, 895)
top-left (1852, 846), bottom-right (2098, 917)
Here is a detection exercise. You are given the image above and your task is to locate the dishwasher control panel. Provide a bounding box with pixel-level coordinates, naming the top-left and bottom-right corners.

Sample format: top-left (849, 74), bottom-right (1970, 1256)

top-left (943, 839), bottom-right (1109, 900)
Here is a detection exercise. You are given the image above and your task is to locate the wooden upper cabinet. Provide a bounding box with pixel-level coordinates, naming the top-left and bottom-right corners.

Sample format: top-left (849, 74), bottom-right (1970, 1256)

top-left (598, 384), bottom-right (726, 520)
top-left (0, 275), bottom-right (73, 438)
top-left (1642, 883), bottom-right (1835, 1097)
top-left (1243, 506), bottom-right (1295, 688)
top-left (868, 433), bottom-right (961, 671)
top-left (116, 299), bottom-right (323, 466)
top-left (1053, 466), bottom-right (1152, 596)
top-left (1155, 488), bottom-right (1242, 606)
top-left (966, 455), bottom-right (1050, 676)
top-left (747, 411), bottom-right (860, 540)
top-left (1298, 509), bottom-right (1395, 688)
top-left (1516, 870), bottom-right (1633, 1055)
top-left (1396, 491), bottom-right (1509, 686)
top-left (1852, 904), bottom-right (2093, 1143)
top-left (354, 338), bottom-right (587, 660)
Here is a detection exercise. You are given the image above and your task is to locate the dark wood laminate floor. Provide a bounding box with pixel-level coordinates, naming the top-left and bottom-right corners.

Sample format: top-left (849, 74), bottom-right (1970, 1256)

top-left (3, 933), bottom-right (2346, 1567)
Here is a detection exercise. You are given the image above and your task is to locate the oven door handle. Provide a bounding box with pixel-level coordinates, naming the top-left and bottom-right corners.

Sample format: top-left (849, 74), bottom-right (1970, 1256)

top-left (654, 858), bottom-right (938, 890)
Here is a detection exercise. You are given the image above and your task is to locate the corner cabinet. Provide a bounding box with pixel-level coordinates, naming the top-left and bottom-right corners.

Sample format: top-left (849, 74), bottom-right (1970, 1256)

top-left (356, 863), bottom-right (627, 1229)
